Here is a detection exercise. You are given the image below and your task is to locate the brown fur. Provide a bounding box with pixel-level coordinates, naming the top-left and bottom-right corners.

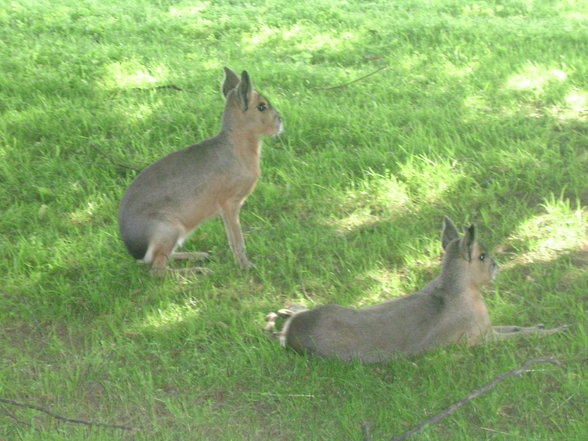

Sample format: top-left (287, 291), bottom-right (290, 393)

top-left (265, 217), bottom-right (567, 362)
top-left (118, 68), bottom-right (283, 274)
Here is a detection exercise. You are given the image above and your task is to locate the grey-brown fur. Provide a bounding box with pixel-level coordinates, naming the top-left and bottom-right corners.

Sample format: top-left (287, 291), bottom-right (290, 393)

top-left (118, 68), bottom-right (283, 274)
top-left (265, 217), bottom-right (567, 362)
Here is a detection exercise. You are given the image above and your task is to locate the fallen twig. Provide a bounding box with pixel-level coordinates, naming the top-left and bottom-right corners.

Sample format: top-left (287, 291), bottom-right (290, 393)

top-left (1, 404), bottom-right (32, 427)
top-left (0, 397), bottom-right (136, 431)
top-left (314, 65), bottom-right (389, 91)
top-left (132, 84), bottom-right (183, 92)
top-left (260, 392), bottom-right (315, 398)
top-left (387, 357), bottom-right (563, 441)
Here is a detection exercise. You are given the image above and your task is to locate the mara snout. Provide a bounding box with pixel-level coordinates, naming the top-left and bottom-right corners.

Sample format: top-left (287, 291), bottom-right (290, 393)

top-left (265, 217), bottom-right (567, 362)
top-left (118, 67), bottom-right (282, 275)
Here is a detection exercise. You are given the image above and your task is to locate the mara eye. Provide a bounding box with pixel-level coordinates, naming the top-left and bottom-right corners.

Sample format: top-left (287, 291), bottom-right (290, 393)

top-left (256, 102), bottom-right (267, 112)
top-left (479, 253), bottom-right (486, 261)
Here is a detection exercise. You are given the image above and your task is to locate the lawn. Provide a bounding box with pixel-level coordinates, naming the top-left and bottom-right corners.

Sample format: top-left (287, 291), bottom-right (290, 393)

top-left (0, 0), bottom-right (586, 440)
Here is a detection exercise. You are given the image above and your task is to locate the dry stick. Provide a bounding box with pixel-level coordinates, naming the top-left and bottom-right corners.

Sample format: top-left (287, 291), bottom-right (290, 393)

top-left (152, 84), bottom-right (183, 91)
top-left (132, 84), bottom-right (183, 92)
top-left (314, 65), bottom-right (390, 91)
top-left (1, 404), bottom-right (32, 427)
top-left (0, 397), bottom-right (136, 431)
top-left (387, 357), bottom-right (563, 441)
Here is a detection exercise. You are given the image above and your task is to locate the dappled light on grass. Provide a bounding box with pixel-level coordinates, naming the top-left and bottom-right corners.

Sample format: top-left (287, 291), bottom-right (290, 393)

top-left (139, 299), bottom-right (202, 333)
top-left (505, 64), bottom-right (567, 94)
top-left (66, 192), bottom-right (113, 225)
top-left (355, 272), bottom-right (402, 307)
top-left (68, 201), bottom-right (100, 224)
top-left (241, 23), bottom-right (358, 63)
top-left (167, 3), bottom-right (217, 40)
top-left (501, 63), bottom-right (588, 123)
top-left (441, 60), bottom-right (476, 78)
top-left (506, 197), bottom-right (586, 265)
top-left (331, 207), bottom-right (380, 235)
top-left (2, 0), bottom-right (587, 439)
top-left (548, 88), bottom-right (588, 122)
top-left (168, 3), bottom-right (209, 17)
top-left (118, 102), bottom-right (158, 122)
top-left (350, 237), bottom-right (441, 308)
top-left (464, 62), bottom-right (587, 124)
top-left (329, 171), bottom-right (411, 235)
top-left (100, 60), bottom-right (171, 90)
top-left (243, 24), bottom-right (305, 48)
top-left (398, 157), bottom-right (464, 205)
top-left (324, 161), bottom-right (463, 236)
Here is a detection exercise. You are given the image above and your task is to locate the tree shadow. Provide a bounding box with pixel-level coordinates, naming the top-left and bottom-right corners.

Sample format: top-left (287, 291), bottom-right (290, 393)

top-left (2, 3), bottom-right (588, 440)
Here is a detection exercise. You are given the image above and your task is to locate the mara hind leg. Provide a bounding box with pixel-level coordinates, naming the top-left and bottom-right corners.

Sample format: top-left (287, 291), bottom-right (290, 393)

top-left (490, 324), bottom-right (569, 340)
top-left (147, 223), bottom-right (211, 276)
top-left (263, 304), bottom-right (307, 335)
top-left (264, 312), bottom-right (280, 334)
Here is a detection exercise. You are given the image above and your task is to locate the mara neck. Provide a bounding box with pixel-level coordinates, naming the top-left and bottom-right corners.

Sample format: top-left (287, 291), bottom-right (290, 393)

top-left (218, 126), bottom-right (262, 156)
top-left (435, 267), bottom-right (482, 299)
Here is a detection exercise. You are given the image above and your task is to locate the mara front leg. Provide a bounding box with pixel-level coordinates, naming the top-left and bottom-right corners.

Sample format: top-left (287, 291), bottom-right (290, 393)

top-left (221, 199), bottom-right (251, 269)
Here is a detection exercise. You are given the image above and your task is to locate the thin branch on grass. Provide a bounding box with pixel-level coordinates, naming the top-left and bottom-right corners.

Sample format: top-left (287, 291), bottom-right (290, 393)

top-left (0, 397), bottom-right (136, 431)
top-left (260, 392), bottom-right (315, 398)
top-left (314, 65), bottom-right (389, 91)
top-left (132, 84), bottom-right (183, 92)
top-left (386, 357), bottom-right (563, 441)
top-left (88, 143), bottom-right (143, 172)
top-left (1, 404), bottom-right (32, 427)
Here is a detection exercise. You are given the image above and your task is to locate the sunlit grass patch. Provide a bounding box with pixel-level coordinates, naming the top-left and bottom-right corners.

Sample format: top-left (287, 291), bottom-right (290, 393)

top-left (242, 22), bottom-right (363, 66)
top-left (244, 23), bottom-right (357, 52)
top-left (352, 254), bottom-right (440, 308)
top-left (507, 196), bottom-right (587, 264)
top-left (548, 88), bottom-right (588, 122)
top-left (505, 64), bottom-right (567, 94)
top-left (398, 156), bottom-right (466, 205)
top-left (100, 60), bottom-right (171, 90)
top-left (138, 298), bottom-right (203, 333)
top-left (328, 170), bottom-right (412, 234)
top-left (168, 3), bottom-right (209, 18)
top-left (0, 0), bottom-right (586, 440)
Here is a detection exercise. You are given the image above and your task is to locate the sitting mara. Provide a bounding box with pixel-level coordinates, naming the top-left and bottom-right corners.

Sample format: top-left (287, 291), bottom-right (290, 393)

top-left (118, 68), bottom-right (283, 274)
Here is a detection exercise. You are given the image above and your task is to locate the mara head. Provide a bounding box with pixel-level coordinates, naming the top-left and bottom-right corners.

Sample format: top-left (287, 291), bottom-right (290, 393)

top-left (221, 67), bottom-right (283, 136)
top-left (441, 216), bottom-right (498, 288)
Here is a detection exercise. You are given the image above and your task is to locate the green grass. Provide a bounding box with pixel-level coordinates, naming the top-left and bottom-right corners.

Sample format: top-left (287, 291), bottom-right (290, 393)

top-left (1, 0), bottom-right (586, 439)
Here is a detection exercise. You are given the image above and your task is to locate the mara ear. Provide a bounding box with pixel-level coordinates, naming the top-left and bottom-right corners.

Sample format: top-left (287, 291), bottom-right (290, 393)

top-left (441, 216), bottom-right (460, 250)
top-left (235, 70), bottom-right (252, 111)
top-left (222, 67), bottom-right (240, 98)
top-left (460, 225), bottom-right (476, 262)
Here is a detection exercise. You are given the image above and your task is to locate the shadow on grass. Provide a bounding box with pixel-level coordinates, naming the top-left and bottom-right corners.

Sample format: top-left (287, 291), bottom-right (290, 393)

top-left (4, 4), bottom-right (588, 441)
top-left (7, 54), bottom-right (586, 326)
top-left (1, 0), bottom-right (586, 364)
